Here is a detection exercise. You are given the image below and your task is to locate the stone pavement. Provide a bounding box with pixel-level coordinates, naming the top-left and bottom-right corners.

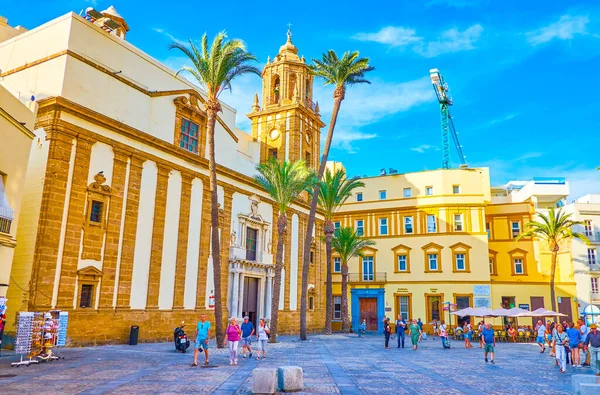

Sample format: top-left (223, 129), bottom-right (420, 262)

top-left (0, 333), bottom-right (594, 394)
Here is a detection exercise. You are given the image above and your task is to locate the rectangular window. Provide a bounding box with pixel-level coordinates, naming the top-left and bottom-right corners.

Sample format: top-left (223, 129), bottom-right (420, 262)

top-left (489, 257), bottom-right (496, 276)
top-left (356, 220), bottom-right (364, 236)
top-left (362, 256), bottom-right (374, 281)
top-left (379, 190), bottom-right (387, 200)
top-left (305, 151), bottom-right (311, 164)
top-left (246, 227), bottom-right (258, 261)
top-left (486, 222), bottom-right (491, 239)
top-left (79, 284), bottom-right (93, 308)
top-left (334, 221), bottom-right (341, 231)
top-left (403, 188), bottom-right (412, 198)
top-left (453, 185), bottom-right (460, 194)
top-left (180, 118), bottom-right (199, 154)
top-left (379, 218), bottom-right (388, 235)
top-left (454, 214), bottom-right (463, 232)
top-left (428, 254), bottom-right (438, 271)
top-left (333, 257), bottom-right (341, 273)
top-left (397, 255), bottom-right (407, 272)
top-left (404, 216), bottom-right (413, 234)
top-left (356, 192), bottom-right (363, 202)
top-left (589, 248), bottom-right (597, 265)
top-left (455, 253), bottom-right (466, 271)
top-left (426, 186), bottom-right (433, 196)
top-left (309, 296), bottom-right (314, 310)
top-left (585, 220), bottom-right (593, 237)
top-left (0, 174), bottom-right (12, 234)
top-left (511, 221), bottom-right (521, 238)
top-left (333, 296), bottom-right (342, 320)
top-left (310, 251), bottom-right (314, 264)
top-left (514, 258), bottom-right (524, 274)
top-left (592, 278), bottom-right (600, 293)
top-left (399, 296), bottom-right (409, 320)
top-left (427, 214), bottom-right (437, 233)
top-left (89, 200), bottom-right (104, 223)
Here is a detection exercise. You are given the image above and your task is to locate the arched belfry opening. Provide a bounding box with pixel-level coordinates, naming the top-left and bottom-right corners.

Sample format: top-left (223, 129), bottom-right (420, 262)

top-left (271, 75), bottom-right (280, 104)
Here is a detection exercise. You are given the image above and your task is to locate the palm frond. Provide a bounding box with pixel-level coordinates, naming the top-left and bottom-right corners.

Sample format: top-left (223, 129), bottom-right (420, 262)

top-left (331, 227), bottom-right (376, 264)
top-left (310, 50), bottom-right (374, 89)
top-left (315, 168), bottom-right (364, 221)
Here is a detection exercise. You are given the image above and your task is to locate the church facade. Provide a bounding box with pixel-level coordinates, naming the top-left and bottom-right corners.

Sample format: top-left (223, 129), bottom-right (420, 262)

top-left (0, 7), bottom-right (326, 344)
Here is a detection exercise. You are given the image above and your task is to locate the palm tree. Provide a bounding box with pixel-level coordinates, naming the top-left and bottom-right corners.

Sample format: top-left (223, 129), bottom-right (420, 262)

top-left (170, 32), bottom-right (260, 347)
top-left (317, 169), bottom-right (364, 334)
top-left (254, 158), bottom-right (315, 343)
top-left (517, 208), bottom-right (589, 319)
top-left (331, 227), bottom-right (375, 332)
top-left (299, 51), bottom-right (374, 340)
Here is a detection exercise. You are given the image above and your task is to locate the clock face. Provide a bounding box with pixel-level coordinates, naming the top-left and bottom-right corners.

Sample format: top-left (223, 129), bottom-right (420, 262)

top-left (269, 129), bottom-right (280, 139)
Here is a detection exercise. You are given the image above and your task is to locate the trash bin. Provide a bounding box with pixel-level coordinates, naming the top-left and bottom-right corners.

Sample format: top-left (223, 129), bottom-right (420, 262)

top-left (129, 325), bottom-right (139, 345)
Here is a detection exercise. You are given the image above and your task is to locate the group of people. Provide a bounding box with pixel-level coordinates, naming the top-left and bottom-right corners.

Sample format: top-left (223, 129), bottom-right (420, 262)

top-left (535, 318), bottom-right (600, 375)
top-left (190, 314), bottom-right (271, 367)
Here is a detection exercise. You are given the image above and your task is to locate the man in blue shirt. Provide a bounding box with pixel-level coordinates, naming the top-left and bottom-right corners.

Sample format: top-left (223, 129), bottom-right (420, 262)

top-left (481, 322), bottom-right (496, 364)
top-left (240, 316), bottom-right (255, 359)
top-left (395, 315), bottom-right (407, 348)
top-left (192, 314), bottom-right (211, 366)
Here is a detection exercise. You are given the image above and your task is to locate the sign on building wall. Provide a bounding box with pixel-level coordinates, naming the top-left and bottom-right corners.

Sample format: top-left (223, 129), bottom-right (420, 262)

top-left (473, 285), bottom-right (491, 308)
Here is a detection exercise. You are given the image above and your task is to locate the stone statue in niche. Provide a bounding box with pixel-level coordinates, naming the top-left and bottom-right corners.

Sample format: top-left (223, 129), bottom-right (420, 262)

top-left (231, 230), bottom-right (237, 246)
top-left (267, 235), bottom-right (272, 254)
top-left (249, 194), bottom-right (260, 219)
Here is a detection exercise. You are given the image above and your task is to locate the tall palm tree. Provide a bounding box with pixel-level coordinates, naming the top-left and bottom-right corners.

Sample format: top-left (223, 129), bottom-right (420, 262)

top-left (254, 158), bottom-right (315, 343)
top-left (331, 227), bottom-right (375, 332)
top-left (300, 51), bottom-right (374, 340)
top-left (317, 169), bottom-right (364, 334)
top-left (517, 208), bottom-right (589, 319)
top-left (170, 32), bottom-right (260, 347)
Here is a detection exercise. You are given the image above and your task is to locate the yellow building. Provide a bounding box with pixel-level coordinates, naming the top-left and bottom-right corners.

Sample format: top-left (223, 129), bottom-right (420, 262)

top-left (331, 166), bottom-right (492, 332)
top-left (0, 85), bottom-right (36, 299)
top-left (487, 178), bottom-right (578, 328)
top-left (331, 167), bottom-right (580, 332)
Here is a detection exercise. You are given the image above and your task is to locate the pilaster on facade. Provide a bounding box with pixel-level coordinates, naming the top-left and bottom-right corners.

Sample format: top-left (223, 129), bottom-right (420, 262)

top-left (172, 172), bottom-right (194, 309)
top-left (195, 181), bottom-right (212, 310)
top-left (56, 136), bottom-right (94, 309)
top-left (29, 130), bottom-right (75, 310)
top-left (146, 164), bottom-right (171, 309)
top-left (115, 155), bottom-right (144, 309)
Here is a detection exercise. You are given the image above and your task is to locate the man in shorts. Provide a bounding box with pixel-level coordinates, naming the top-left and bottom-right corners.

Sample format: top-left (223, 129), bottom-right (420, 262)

top-left (240, 316), bottom-right (255, 358)
top-left (482, 322), bottom-right (496, 364)
top-left (535, 320), bottom-right (546, 353)
top-left (191, 314), bottom-right (210, 366)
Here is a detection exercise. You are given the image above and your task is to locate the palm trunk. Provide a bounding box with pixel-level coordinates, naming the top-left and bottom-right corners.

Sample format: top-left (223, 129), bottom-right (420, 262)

top-left (324, 220), bottom-right (334, 335)
top-left (206, 99), bottom-right (224, 348)
top-left (269, 214), bottom-right (287, 343)
top-left (300, 86), bottom-right (345, 340)
top-left (341, 261), bottom-right (350, 333)
top-left (550, 247), bottom-right (558, 323)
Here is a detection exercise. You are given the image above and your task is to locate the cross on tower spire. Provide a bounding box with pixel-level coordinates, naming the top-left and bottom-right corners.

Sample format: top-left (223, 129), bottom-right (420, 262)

top-left (287, 22), bottom-right (292, 40)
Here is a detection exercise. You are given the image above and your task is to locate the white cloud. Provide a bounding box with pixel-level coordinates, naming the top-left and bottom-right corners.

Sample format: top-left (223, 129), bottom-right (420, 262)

top-left (411, 144), bottom-right (440, 153)
top-left (330, 130), bottom-right (377, 154)
top-left (353, 24), bottom-right (483, 57)
top-left (414, 24), bottom-right (484, 57)
top-left (527, 15), bottom-right (589, 46)
top-left (152, 27), bottom-right (187, 46)
top-left (218, 73), bottom-right (264, 131)
top-left (352, 26), bottom-right (422, 47)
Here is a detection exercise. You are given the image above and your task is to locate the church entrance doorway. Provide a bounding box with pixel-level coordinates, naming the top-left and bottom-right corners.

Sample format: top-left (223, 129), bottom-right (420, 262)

top-left (242, 277), bottom-right (259, 327)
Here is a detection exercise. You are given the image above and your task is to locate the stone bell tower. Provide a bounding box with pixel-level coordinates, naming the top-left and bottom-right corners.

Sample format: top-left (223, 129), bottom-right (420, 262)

top-left (247, 29), bottom-right (324, 170)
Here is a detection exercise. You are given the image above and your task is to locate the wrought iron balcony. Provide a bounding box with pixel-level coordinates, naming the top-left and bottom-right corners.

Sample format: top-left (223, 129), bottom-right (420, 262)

top-left (348, 272), bottom-right (387, 283)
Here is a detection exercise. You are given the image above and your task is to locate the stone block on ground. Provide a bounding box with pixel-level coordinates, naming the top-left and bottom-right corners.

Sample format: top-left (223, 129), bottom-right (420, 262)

top-left (572, 374), bottom-right (600, 394)
top-left (252, 367), bottom-right (277, 394)
top-left (278, 365), bottom-right (304, 392)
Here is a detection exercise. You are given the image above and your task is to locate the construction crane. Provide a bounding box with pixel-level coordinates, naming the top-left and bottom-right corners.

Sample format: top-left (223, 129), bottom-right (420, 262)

top-left (429, 68), bottom-right (467, 169)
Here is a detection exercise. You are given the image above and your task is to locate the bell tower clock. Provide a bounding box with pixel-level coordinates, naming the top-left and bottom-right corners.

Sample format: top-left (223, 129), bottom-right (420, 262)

top-left (247, 29), bottom-right (324, 170)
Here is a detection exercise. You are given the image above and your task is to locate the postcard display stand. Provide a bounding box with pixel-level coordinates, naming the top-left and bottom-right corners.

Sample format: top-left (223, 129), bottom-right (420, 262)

top-left (11, 311), bottom-right (66, 367)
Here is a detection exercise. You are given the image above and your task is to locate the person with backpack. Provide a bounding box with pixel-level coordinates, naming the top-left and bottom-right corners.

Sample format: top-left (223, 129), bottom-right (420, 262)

top-left (256, 318), bottom-right (270, 360)
top-left (395, 315), bottom-right (407, 348)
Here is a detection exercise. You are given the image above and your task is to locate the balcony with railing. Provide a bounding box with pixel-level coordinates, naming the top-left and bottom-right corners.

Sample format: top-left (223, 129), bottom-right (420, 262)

top-left (348, 272), bottom-right (387, 283)
top-left (591, 291), bottom-right (600, 304)
top-left (584, 231), bottom-right (600, 243)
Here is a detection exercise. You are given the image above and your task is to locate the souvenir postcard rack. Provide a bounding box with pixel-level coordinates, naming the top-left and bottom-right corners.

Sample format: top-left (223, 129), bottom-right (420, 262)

top-left (11, 311), bottom-right (66, 367)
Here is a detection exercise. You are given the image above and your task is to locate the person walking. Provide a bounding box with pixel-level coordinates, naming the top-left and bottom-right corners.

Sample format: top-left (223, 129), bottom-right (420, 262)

top-left (433, 320), bottom-right (439, 340)
top-left (478, 321), bottom-right (484, 348)
top-left (358, 319), bottom-right (367, 337)
top-left (579, 318), bottom-right (590, 367)
top-left (191, 313), bottom-right (211, 367)
top-left (395, 315), bottom-right (407, 348)
top-left (463, 322), bottom-right (473, 348)
top-left (440, 320), bottom-right (449, 348)
top-left (481, 322), bottom-right (496, 364)
top-left (567, 321), bottom-right (582, 368)
top-left (384, 319), bottom-right (392, 349)
top-left (584, 323), bottom-right (600, 376)
top-left (535, 320), bottom-right (546, 353)
top-left (409, 319), bottom-right (422, 351)
top-left (256, 318), bottom-right (270, 360)
top-left (554, 324), bottom-right (569, 373)
top-left (226, 317), bottom-right (242, 365)
top-left (240, 316), bottom-right (255, 359)
top-left (548, 321), bottom-right (557, 357)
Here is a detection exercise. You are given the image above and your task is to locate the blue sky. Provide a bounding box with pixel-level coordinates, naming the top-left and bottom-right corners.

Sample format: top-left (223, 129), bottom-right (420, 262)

top-left (3, 0), bottom-right (599, 198)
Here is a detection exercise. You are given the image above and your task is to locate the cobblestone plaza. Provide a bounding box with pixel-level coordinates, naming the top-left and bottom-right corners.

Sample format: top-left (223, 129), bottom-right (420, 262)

top-left (0, 333), bottom-right (592, 394)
